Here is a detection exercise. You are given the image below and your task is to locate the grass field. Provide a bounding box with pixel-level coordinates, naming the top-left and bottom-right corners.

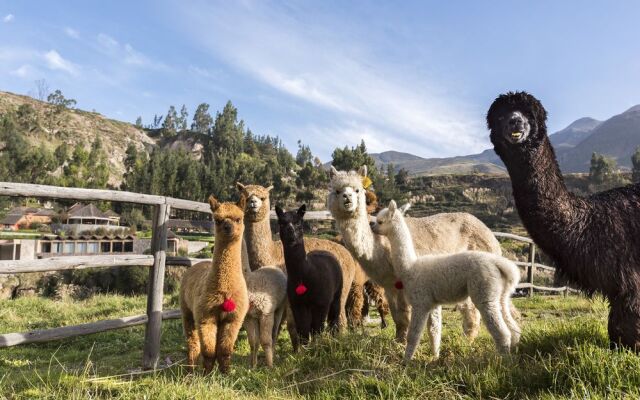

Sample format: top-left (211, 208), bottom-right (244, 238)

top-left (1, 293), bottom-right (639, 399)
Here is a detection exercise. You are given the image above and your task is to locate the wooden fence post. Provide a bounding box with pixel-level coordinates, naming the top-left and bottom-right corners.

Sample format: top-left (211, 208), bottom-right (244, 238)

top-left (527, 243), bottom-right (536, 297)
top-left (143, 202), bottom-right (170, 370)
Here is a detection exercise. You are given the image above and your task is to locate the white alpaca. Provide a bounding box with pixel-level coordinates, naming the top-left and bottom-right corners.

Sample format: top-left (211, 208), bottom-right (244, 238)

top-left (241, 240), bottom-right (287, 368)
top-left (373, 201), bottom-right (521, 361)
top-left (328, 166), bottom-right (503, 343)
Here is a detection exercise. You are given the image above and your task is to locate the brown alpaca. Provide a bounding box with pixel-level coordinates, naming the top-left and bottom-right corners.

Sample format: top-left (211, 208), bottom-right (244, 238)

top-left (236, 183), bottom-right (365, 330)
top-left (180, 195), bottom-right (249, 374)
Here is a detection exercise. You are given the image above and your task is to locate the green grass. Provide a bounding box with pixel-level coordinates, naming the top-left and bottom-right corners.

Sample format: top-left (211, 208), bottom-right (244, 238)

top-left (1, 294), bottom-right (639, 399)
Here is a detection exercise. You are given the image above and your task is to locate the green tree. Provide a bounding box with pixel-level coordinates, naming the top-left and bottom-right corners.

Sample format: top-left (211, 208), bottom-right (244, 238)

top-left (211, 101), bottom-right (244, 156)
top-left (47, 89), bottom-right (77, 110)
top-left (162, 106), bottom-right (178, 137)
top-left (192, 103), bottom-right (213, 134)
top-left (632, 147), bottom-right (640, 184)
top-left (331, 140), bottom-right (379, 180)
top-left (135, 116), bottom-right (143, 128)
top-left (296, 140), bottom-right (313, 166)
top-left (178, 105), bottom-right (189, 131)
top-left (589, 152), bottom-right (629, 191)
top-left (395, 168), bottom-right (410, 186)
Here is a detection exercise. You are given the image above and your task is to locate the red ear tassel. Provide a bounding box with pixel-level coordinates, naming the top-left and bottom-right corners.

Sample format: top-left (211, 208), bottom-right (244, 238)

top-left (295, 283), bottom-right (308, 295)
top-left (394, 280), bottom-right (404, 290)
top-left (221, 298), bottom-right (236, 312)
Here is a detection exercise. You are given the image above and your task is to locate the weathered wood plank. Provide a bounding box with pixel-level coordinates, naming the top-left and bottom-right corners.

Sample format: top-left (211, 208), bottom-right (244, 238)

top-left (0, 309), bottom-right (181, 348)
top-left (143, 203), bottom-right (170, 370)
top-left (493, 232), bottom-right (534, 244)
top-left (513, 261), bottom-right (556, 272)
top-left (0, 255), bottom-right (155, 274)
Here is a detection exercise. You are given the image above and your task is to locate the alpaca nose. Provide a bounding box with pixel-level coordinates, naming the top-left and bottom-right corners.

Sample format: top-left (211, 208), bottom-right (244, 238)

top-left (222, 221), bottom-right (233, 233)
top-left (369, 221), bottom-right (376, 228)
top-left (509, 115), bottom-right (524, 130)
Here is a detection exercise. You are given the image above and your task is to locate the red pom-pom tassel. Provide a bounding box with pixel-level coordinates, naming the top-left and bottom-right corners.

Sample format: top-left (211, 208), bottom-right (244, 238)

top-left (295, 283), bottom-right (308, 296)
top-left (394, 280), bottom-right (404, 290)
top-left (221, 298), bottom-right (236, 312)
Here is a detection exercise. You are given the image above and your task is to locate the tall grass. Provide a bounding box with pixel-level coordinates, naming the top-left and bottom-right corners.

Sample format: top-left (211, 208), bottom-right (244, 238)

top-left (1, 294), bottom-right (639, 399)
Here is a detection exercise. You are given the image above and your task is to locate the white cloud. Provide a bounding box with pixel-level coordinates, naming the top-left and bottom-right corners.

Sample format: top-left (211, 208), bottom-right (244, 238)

top-left (43, 50), bottom-right (79, 75)
top-left (97, 33), bottom-right (119, 51)
top-left (177, 2), bottom-right (488, 158)
top-left (64, 27), bottom-right (79, 39)
top-left (96, 33), bottom-right (167, 71)
top-left (3, 14), bottom-right (14, 23)
top-left (10, 64), bottom-right (32, 78)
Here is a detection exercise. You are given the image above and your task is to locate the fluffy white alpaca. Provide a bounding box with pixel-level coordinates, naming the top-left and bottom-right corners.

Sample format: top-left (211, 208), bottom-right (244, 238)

top-left (372, 201), bottom-right (521, 362)
top-left (241, 240), bottom-right (287, 368)
top-left (328, 166), bottom-right (503, 344)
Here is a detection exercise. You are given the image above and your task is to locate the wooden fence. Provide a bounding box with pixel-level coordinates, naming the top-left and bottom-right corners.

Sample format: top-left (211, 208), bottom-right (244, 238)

top-left (0, 182), bottom-right (574, 366)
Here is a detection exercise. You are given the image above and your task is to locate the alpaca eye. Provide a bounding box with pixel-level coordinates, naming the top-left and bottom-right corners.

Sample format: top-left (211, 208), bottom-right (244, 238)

top-left (260, 197), bottom-right (265, 201)
top-left (235, 219), bottom-right (241, 223)
top-left (356, 189), bottom-right (360, 193)
top-left (335, 190), bottom-right (340, 194)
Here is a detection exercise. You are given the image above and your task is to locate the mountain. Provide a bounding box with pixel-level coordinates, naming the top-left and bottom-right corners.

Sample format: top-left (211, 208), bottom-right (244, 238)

top-left (372, 105), bottom-right (640, 175)
top-left (549, 117), bottom-right (601, 151)
top-left (0, 91), bottom-right (154, 186)
top-left (558, 105), bottom-right (640, 172)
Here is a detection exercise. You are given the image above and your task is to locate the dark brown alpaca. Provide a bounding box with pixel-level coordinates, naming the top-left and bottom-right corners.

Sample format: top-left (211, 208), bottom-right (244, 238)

top-left (487, 91), bottom-right (640, 349)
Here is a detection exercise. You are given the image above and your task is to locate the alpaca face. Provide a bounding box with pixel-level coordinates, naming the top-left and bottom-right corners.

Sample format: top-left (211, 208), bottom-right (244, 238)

top-left (209, 196), bottom-right (246, 242)
top-left (236, 183), bottom-right (273, 222)
top-left (487, 91), bottom-right (547, 149)
top-left (370, 201), bottom-right (398, 236)
top-left (327, 167), bottom-right (367, 217)
top-left (275, 205), bottom-right (306, 247)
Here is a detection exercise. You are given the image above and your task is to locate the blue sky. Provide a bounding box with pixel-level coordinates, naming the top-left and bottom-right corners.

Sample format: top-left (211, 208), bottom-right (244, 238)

top-left (1, 1), bottom-right (639, 161)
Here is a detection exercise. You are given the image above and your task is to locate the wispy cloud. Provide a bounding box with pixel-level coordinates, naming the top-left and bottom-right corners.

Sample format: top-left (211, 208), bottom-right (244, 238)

top-left (177, 2), bottom-right (487, 158)
top-left (10, 64), bottom-right (32, 78)
top-left (64, 27), bottom-right (79, 39)
top-left (43, 49), bottom-right (79, 75)
top-left (96, 33), bottom-right (168, 70)
top-left (3, 14), bottom-right (14, 23)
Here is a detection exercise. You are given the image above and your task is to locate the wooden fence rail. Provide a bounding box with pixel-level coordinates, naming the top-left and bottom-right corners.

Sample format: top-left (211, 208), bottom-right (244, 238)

top-left (0, 182), bottom-right (573, 362)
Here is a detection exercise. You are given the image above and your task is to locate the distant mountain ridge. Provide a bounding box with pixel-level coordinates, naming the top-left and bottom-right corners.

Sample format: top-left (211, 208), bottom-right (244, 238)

top-left (372, 104), bottom-right (640, 176)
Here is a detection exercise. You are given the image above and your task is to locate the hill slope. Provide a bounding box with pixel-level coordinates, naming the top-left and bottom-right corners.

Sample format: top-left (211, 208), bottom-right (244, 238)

top-left (0, 91), bottom-right (155, 186)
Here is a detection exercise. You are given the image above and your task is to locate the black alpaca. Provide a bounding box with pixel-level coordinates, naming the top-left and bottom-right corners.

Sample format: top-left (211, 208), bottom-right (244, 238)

top-left (487, 91), bottom-right (640, 350)
top-left (275, 204), bottom-right (343, 345)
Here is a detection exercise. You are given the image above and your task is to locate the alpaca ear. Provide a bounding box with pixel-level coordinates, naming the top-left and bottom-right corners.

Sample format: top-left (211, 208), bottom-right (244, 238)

top-left (297, 204), bottom-right (306, 218)
top-left (208, 195), bottom-right (220, 212)
top-left (358, 165), bottom-right (368, 178)
top-left (275, 205), bottom-right (284, 220)
top-left (236, 182), bottom-right (246, 192)
top-left (329, 166), bottom-right (339, 178)
top-left (236, 194), bottom-right (247, 210)
top-left (388, 200), bottom-right (397, 215)
top-left (400, 203), bottom-right (411, 215)
top-left (266, 185), bottom-right (274, 192)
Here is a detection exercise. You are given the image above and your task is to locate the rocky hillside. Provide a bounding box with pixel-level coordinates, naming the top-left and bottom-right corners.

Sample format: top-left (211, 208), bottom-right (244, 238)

top-left (0, 91), bottom-right (155, 186)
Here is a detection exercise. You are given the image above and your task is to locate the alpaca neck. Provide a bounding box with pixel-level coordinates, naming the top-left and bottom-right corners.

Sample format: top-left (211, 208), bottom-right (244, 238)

top-left (208, 236), bottom-right (244, 289)
top-left (339, 205), bottom-right (376, 261)
top-left (281, 240), bottom-right (308, 280)
top-left (244, 212), bottom-right (279, 270)
top-left (497, 136), bottom-right (585, 256)
top-left (386, 216), bottom-right (418, 276)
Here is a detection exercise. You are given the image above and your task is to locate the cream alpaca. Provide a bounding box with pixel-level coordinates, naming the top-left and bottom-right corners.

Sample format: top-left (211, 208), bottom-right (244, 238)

top-left (236, 183), bottom-right (364, 330)
top-left (240, 240), bottom-right (287, 368)
top-left (328, 166), bottom-right (502, 343)
top-left (373, 201), bottom-right (521, 361)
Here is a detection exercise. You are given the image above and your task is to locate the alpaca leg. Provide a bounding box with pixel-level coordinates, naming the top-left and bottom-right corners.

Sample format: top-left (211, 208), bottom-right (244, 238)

top-left (182, 311), bottom-right (200, 372)
top-left (292, 306), bottom-right (312, 346)
top-left (327, 290), bottom-right (343, 334)
top-left (273, 304), bottom-right (285, 345)
top-left (197, 317), bottom-right (218, 374)
top-left (458, 297), bottom-right (481, 341)
top-left (285, 304), bottom-right (300, 352)
top-left (385, 287), bottom-right (410, 343)
top-left (215, 319), bottom-right (243, 374)
top-left (501, 294), bottom-right (521, 349)
top-left (404, 304), bottom-right (432, 363)
top-left (259, 314), bottom-right (276, 368)
top-left (477, 301), bottom-right (512, 353)
top-left (361, 285), bottom-right (370, 322)
top-left (608, 297), bottom-right (640, 350)
top-left (427, 306), bottom-right (442, 359)
top-left (244, 318), bottom-right (260, 368)
top-left (311, 304), bottom-right (331, 337)
top-left (347, 282), bottom-right (365, 329)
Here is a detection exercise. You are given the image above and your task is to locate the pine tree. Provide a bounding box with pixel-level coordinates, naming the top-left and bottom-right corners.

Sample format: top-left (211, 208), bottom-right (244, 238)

top-left (178, 104), bottom-right (189, 132)
top-left (192, 103), bottom-right (213, 134)
top-left (161, 106), bottom-right (178, 137)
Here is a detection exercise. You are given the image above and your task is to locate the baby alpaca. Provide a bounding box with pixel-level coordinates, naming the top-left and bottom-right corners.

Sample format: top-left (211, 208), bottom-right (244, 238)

top-left (180, 195), bottom-right (249, 374)
top-left (241, 240), bottom-right (287, 368)
top-left (276, 204), bottom-right (344, 345)
top-left (373, 201), bottom-right (521, 362)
